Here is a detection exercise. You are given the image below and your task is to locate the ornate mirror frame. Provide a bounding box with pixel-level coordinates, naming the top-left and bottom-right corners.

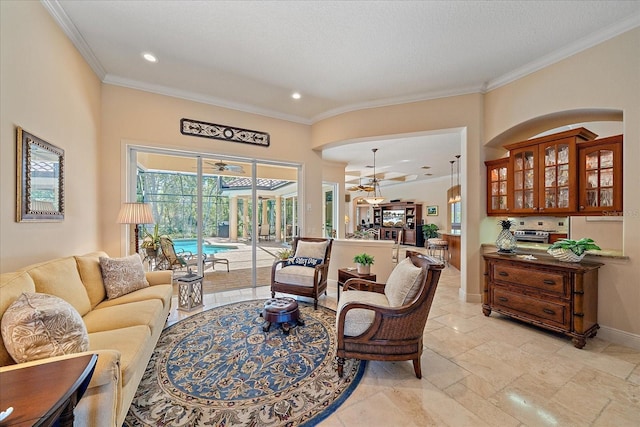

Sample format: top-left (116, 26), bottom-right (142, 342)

top-left (16, 127), bottom-right (65, 222)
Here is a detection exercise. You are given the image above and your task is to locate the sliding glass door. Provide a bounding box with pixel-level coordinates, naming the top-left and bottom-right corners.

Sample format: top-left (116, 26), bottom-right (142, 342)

top-left (128, 147), bottom-right (300, 288)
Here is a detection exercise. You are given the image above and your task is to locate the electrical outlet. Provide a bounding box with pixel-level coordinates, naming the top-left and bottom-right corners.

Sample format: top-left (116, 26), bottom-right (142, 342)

top-left (519, 221), bottom-right (524, 226)
top-left (559, 221), bottom-right (564, 226)
top-left (537, 221), bottom-right (543, 226)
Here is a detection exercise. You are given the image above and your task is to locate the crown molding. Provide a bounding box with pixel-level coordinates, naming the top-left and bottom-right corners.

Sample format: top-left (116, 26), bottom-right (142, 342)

top-left (103, 75), bottom-right (313, 125)
top-left (41, 0), bottom-right (106, 80)
top-left (311, 84), bottom-right (483, 123)
top-left (486, 13), bottom-right (640, 92)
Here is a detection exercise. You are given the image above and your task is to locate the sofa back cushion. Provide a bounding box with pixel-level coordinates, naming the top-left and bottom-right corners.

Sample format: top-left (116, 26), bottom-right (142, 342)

top-left (0, 272), bottom-right (37, 366)
top-left (20, 257), bottom-right (91, 317)
top-left (75, 251), bottom-right (110, 308)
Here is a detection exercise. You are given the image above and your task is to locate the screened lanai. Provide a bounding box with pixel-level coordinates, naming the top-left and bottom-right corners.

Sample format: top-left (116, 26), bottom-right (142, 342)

top-left (130, 149), bottom-right (300, 291)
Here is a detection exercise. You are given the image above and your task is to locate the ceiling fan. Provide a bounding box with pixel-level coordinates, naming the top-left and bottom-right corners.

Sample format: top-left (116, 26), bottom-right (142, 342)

top-left (347, 177), bottom-right (375, 192)
top-left (204, 160), bottom-right (245, 173)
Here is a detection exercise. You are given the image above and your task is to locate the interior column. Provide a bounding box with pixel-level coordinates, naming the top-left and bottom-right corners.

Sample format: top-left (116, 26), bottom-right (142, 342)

top-left (230, 195), bottom-right (238, 242)
top-left (275, 195), bottom-right (282, 242)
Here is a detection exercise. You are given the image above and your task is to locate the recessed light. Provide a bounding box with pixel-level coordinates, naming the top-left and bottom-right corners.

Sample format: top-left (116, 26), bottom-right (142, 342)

top-left (421, 166), bottom-right (431, 169)
top-left (291, 92), bottom-right (301, 100)
top-left (424, 173), bottom-right (433, 176)
top-left (143, 52), bottom-right (157, 63)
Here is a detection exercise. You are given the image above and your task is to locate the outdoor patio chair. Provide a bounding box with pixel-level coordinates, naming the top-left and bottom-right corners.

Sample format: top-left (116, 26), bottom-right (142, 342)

top-left (271, 237), bottom-right (333, 309)
top-left (159, 237), bottom-right (229, 273)
top-left (336, 251), bottom-right (444, 378)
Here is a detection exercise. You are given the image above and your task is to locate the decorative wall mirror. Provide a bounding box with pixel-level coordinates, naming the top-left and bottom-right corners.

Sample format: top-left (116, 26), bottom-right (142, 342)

top-left (16, 127), bottom-right (64, 222)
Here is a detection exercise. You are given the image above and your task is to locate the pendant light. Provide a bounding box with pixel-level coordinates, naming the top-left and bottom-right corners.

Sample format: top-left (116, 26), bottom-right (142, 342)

top-left (454, 154), bottom-right (461, 202)
top-left (448, 160), bottom-right (456, 203)
top-left (364, 148), bottom-right (384, 205)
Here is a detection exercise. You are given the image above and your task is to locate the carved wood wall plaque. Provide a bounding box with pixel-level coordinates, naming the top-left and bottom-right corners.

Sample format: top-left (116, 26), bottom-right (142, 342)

top-left (180, 118), bottom-right (270, 147)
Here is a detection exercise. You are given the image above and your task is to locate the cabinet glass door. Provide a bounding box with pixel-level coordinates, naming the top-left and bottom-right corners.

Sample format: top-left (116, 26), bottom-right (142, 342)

top-left (486, 158), bottom-right (509, 215)
top-left (538, 139), bottom-right (576, 213)
top-left (579, 137), bottom-right (622, 214)
top-left (512, 148), bottom-right (536, 212)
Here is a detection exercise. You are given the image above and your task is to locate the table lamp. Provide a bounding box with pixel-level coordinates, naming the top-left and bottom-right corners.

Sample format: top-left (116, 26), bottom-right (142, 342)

top-left (117, 202), bottom-right (154, 254)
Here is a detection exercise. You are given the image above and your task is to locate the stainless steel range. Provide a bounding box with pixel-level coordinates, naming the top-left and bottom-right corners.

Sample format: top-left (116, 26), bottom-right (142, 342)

top-left (513, 229), bottom-right (553, 244)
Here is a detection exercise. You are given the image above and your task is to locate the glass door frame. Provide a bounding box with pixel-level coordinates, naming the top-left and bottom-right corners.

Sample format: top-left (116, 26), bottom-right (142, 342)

top-left (125, 144), bottom-right (301, 287)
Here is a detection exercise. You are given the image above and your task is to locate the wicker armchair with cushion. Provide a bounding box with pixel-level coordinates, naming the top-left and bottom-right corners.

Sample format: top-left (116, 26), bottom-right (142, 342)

top-left (271, 237), bottom-right (333, 309)
top-left (336, 250), bottom-right (444, 378)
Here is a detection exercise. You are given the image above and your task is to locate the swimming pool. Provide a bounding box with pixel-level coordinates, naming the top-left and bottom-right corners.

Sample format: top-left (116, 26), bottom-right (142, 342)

top-left (172, 239), bottom-right (235, 255)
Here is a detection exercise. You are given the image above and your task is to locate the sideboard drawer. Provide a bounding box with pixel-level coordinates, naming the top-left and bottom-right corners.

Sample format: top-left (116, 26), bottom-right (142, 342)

top-left (492, 263), bottom-right (568, 296)
top-left (492, 287), bottom-right (570, 330)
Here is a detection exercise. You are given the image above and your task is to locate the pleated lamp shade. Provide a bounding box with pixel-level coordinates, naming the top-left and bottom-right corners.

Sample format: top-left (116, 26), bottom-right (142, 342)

top-left (117, 202), bottom-right (154, 224)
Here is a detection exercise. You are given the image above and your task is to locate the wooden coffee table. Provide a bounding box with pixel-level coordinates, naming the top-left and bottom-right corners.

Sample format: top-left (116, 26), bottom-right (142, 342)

top-left (0, 353), bottom-right (97, 427)
top-left (337, 268), bottom-right (376, 298)
top-left (261, 297), bottom-right (304, 334)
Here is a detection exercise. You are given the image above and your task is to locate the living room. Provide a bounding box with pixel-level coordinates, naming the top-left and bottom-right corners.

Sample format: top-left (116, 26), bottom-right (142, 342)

top-left (1, 1), bottom-right (639, 426)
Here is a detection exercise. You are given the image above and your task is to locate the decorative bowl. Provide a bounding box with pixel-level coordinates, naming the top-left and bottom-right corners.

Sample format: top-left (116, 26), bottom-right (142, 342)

top-left (547, 248), bottom-right (585, 262)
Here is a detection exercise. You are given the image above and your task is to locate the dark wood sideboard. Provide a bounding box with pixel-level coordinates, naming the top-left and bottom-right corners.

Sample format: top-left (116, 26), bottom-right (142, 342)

top-left (482, 252), bottom-right (603, 348)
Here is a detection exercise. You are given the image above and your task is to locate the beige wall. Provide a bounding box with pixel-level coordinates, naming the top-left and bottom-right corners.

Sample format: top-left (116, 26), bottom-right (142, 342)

top-left (0, 1), bottom-right (102, 272)
top-left (99, 85), bottom-right (324, 257)
top-left (312, 94), bottom-right (485, 304)
top-left (1, 1), bottom-right (637, 345)
top-left (483, 28), bottom-right (640, 340)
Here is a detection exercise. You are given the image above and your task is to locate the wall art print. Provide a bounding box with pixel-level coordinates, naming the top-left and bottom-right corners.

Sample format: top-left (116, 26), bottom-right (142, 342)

top-left (180, 118), bottom-right (270, 147)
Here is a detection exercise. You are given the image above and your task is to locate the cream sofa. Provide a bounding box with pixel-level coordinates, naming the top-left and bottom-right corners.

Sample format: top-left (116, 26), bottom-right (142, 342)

top-left (0, 251), bottom-right (173, 426)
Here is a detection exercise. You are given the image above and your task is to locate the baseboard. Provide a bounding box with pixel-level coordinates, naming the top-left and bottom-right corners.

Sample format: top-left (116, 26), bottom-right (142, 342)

top-left (598, 325), bottom-right (640, 350)
top-left (459, 288), bottom-right (482, 303)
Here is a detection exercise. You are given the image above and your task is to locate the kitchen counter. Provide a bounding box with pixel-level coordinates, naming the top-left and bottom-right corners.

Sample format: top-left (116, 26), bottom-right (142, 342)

top-left (481, 242), bottom-right (627, 260)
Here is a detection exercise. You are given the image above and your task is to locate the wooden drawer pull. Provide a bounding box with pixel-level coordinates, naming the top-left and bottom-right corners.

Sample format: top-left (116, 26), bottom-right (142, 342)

top-left (498, 271), bottom-right (508, 277)
top-left (498, 297), bottom-right (508, 302)
top-left (543, 308), bottom-right (555, 315)
top-left (543, 279), bottom-right (556, 285)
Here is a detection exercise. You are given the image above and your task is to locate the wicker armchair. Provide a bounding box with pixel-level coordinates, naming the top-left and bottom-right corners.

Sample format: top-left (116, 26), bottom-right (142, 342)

top-left (336, 250), bottom-right (444, 378)
top-left (271, 237), bottom-right (333, 309)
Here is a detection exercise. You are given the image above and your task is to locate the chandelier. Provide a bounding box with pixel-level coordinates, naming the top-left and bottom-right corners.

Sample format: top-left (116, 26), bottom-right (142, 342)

top-left (364, 148), bottom-right (384, 205)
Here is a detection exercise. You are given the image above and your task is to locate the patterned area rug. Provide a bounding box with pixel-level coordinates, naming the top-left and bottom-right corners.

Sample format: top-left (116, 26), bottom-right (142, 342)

top-left (124, 300), bottom-right (366, 426)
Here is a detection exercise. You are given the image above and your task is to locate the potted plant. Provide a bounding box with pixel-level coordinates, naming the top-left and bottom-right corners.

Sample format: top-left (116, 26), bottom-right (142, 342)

top-left (141, 224), bottom-right (161, 257)
top-left (274, 248), bottom-right (294, 263)
top-left (422, 224), bottom-right (439, 245)
top-left (353, 253), bottom-right (374, 274)
top-left (547, 238), bottom-right (601, 262)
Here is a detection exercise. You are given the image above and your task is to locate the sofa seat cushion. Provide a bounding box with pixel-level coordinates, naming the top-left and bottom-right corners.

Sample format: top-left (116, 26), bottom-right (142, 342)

top-left (21, 257), bottom-right (92, 316)
top-left (99, 255), bottom-right (149, 299)
top-left (75, 252), bottom-right (110, 308)
top-left (384, 257), bottom-right (425, 307)
top-left (1, 293), bottom-right (90, 363)
top-left (83, 299), bottom-right (164, 336)
top-left (337, 290), bottom-right (390, 336)
top-left (0, 272), bottom-right (37, 366)
top-left (274, 266), bottom-right (316, 287)
top-left (96, 284), bottom-right (173, 310)
top-left (88, 326), bottom-right (151, 387)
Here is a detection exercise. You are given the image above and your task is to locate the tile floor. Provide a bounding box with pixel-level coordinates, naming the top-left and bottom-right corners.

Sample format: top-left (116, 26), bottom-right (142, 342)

top-left (166, 264), bottom-right (640, 427)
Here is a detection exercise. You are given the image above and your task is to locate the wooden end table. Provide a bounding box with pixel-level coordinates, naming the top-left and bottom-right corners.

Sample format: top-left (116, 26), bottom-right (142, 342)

top-left (0, 353), bottom-right (97, 427)
top-left (337, 268), bottom-right (377, 298)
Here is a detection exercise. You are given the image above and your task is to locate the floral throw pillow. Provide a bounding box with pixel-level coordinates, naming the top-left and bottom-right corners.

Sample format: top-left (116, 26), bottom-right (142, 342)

top-left (1, 292), bottom-right (89, 363)
top-left (99, 254), bottom-right (149, 299)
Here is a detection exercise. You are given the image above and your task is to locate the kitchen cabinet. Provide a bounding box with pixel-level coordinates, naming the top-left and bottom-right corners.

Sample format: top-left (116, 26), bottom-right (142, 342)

top-left (484, 128), bottom-right (624, 216)
top-left (373, 202), bottom-right (422, 246)
top-left (439, 233), bottom-right (460, 270)
top-left (482, 252), bottom-right (603, 348)
top-left (505, 128), bottom-right (597, 215)
top-left (485, 157), bottom-right (510, 215)
top-left (578, 134), bottom-right (623, 214)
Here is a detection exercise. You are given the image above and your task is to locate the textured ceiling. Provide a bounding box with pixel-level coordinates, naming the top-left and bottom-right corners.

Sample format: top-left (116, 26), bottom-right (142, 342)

top-left (45, 0), bottom-right (639, 185)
